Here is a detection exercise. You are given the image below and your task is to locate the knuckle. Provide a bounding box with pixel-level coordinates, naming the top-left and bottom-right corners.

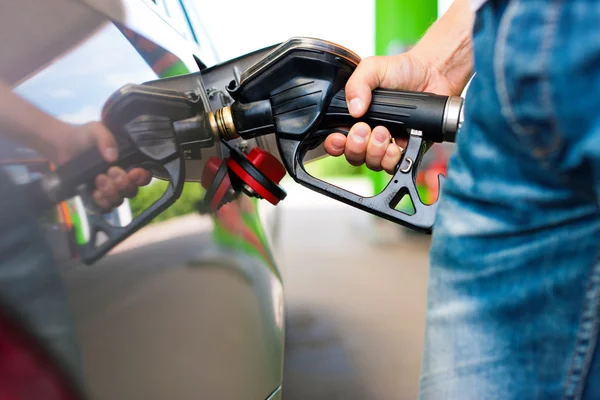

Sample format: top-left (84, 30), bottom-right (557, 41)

top-left (93, 192), bottom-right (108, 211)
top-left (95, 174), bottom-right (107, 188)
top-left (345, 147), bottom-right (365, 160)
top-left (365, 161), bottom-right (383, 172)
top-left (346, 158), bottom-right (363, 167)
top-left (103, 185), bottom-right (118, 201)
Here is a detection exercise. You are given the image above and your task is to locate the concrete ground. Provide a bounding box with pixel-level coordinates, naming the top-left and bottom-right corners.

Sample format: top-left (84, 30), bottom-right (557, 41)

top-left (89, 178), bottom-right (431, 400)
top-left (278, 179), bottom-right (431, 400)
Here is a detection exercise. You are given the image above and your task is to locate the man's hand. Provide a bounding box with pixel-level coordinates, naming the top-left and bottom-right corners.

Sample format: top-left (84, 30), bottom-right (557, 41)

top-left (323, 52), bottom-right (463, 173)
top-left (53, 122), bottom-right (152, 211)
top-left (323, 0), bottom-right (474, 173)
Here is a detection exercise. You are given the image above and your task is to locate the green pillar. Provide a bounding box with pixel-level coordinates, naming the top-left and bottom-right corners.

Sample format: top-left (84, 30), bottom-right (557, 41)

top-left (368, 0), bottom-right (437, 211)
top-left (375, 0), bottom-right (438, 56)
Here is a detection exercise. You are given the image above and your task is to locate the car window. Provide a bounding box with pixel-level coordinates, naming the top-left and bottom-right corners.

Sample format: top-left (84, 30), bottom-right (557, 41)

top-left (153, 0), bottom-right (197, 45)
top-left (180, 0), bottom-right (220, 63)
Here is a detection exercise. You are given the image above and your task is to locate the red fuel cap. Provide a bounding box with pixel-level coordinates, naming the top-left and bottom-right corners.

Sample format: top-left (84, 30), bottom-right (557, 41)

top-left (227, 148), bottom-right (287, 205)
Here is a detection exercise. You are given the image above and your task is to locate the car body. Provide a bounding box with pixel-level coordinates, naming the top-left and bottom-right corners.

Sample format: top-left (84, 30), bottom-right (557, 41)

top-left (1, 0), bottom-right (284, 398)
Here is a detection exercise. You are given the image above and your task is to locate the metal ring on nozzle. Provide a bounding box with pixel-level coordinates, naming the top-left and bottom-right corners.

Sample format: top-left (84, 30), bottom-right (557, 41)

top-left (213, 106), bottom-right (239, 140)
top-left (442, 96), bottom-right (464, 142)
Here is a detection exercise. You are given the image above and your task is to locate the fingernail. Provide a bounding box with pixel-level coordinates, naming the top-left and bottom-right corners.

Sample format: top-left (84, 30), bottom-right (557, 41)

top-left (331, 137), bottom-right (345, 151)
top-left (352, 125), bottom-right (368, 144)
top-left (348, 98), bottom-right (363, 115)
top-left (373, 129), bottom-right (387, 145)
top-left (386, 147), bottom-right (396, 158)
top-left (103, 147), bottom-right (117, 162)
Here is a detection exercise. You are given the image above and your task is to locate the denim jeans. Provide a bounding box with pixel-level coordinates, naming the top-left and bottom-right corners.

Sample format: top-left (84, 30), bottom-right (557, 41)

top-left (422, 1), bottom-right (600, 399)
top-left (0, 172), bottom-right (81, 382)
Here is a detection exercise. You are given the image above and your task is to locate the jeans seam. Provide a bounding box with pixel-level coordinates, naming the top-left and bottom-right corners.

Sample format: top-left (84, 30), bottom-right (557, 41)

top-left (494, 0), bottom-right (527, 138)
top-left (494, 0), bottom-right (564, 164)
top-left (538, 0), bottom-right (564, 160)
top-left (563, 252), bottom-right (600, 400)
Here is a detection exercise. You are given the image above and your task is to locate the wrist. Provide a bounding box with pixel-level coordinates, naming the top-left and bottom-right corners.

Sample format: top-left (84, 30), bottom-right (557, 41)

top-left (34, 121), bottom-right (75, 163)
top-left (0, 82), bottom-right (75, 163)
top-left (409, 0), bottom-right (475, 95)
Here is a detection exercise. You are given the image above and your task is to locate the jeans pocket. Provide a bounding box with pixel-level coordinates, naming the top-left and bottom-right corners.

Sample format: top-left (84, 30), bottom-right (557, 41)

top-left (493, 0), bottom-right (565, 165)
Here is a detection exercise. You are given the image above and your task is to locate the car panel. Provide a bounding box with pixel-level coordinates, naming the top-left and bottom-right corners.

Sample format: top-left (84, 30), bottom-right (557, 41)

top-left (1, 0), bottom-right (284, 398)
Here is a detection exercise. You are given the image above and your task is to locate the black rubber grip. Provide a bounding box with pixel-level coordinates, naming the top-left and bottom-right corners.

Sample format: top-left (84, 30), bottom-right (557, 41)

top-left (49, 139), bottom-right (141, 204)
top-left (324, 89), bottom-right (449, 142)
top-left (20, 146), bottom-right (116, 211)
top-left (54, 148), bottom-right (110, 199)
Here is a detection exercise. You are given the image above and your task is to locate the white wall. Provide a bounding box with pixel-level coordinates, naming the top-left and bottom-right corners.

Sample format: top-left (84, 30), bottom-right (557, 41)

top-left (438, 0), bottom-right (454, 16)
top-left (196, 0), bottom-right (375, 62)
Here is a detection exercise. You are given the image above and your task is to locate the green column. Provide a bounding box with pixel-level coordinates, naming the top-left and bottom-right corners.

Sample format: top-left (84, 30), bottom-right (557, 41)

top-left (368, 0), bottom-right (437, 211)
top-left (375, 0), bottom-right (437, 56)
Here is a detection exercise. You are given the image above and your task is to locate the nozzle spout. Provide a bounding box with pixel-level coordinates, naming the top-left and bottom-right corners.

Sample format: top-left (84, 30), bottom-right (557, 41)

top-left (215, 100), bottom-right (275, 141)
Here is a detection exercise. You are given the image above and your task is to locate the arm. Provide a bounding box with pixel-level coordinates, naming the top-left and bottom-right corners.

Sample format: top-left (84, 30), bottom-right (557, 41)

top-left (0, 81), bottom-right (87, 163)
top-left (324, 0), bottom-right (475, 173)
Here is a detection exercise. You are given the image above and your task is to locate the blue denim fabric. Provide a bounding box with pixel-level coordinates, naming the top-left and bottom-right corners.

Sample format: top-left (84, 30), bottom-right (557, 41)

top-left (421, 1), bottom-right (600, 399)
top-left (0, 172), bottom-right (82, 382)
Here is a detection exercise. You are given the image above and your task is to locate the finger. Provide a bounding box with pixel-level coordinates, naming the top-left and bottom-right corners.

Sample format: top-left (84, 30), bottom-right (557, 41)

top-left (128, 168), bottom-right (153, 187)
top-left (365, 126), bottom-right (391, 171)
top-left (92, 190), bottom-right (112, 212)
top-left (381, 144), bottom-right (402, 174)
top-left (107, 166), bottom-right (137, 198)
top-left (88, 122), bottom-right (118, 163)
top-left (323, 133), bottom-right (347, 157)
top-left (94, 174), bottom-right (121, 209)
top-left (345, 56), bottom-right (390, 117)
top-left (344, 122), bottom-right (371, 166)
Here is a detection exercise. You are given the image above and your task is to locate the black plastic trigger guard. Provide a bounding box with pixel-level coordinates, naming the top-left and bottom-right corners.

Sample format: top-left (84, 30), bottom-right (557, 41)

top-left (277, 130), bottom-right (444, 233)
top-left (71, 84), bottom-right (195, 264)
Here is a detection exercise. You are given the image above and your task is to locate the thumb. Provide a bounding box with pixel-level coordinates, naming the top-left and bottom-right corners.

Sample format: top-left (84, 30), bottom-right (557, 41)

top-left (345, 56), bottom-right (392, 118)
top-left (89, 122), bottom-right (118, 163)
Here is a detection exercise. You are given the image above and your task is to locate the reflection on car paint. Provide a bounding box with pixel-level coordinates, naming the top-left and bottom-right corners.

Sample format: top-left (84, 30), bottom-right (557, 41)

top-left (117, 24), bottom-right (191, 78)
top-left (213, 196), bottom-right (280, 279)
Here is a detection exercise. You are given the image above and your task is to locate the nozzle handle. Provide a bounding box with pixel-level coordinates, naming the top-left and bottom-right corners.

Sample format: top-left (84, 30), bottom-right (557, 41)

top-left (32, 141), bottom-right (143, 208)
top-left (324, 89), bottom-right (463, 143)
top-left (23, 84), bottom-right (196, 264)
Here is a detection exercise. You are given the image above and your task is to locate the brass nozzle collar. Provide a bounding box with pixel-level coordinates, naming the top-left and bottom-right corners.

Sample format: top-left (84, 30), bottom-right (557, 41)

top-left (211, 106), bottom-right (239, 140)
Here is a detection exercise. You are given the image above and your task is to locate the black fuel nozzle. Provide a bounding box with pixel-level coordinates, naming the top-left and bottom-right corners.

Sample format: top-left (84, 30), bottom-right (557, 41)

top-left (211, 37), bottom-right (466, 233)
top-left (21, 84), bottom-right (215, 264)
top-left (213, 90), bottom-right (463, 144)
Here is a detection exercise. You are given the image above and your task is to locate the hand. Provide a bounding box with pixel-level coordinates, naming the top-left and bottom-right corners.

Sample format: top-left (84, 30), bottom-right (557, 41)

top-left (52, 122), bottom-right (152, 211)
top-left (322, 0), bottom-right (473, 174)
top-left (323, 51), bottom-right (463, 174)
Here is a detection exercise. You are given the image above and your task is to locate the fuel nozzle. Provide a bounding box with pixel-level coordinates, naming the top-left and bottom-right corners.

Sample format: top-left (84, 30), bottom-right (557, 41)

top-left (204, 36), bottom-right (468, 233)
top-left (209, 99), bottom-right (274, 141)
top-left (212, 93), bottom-right (464, 144)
